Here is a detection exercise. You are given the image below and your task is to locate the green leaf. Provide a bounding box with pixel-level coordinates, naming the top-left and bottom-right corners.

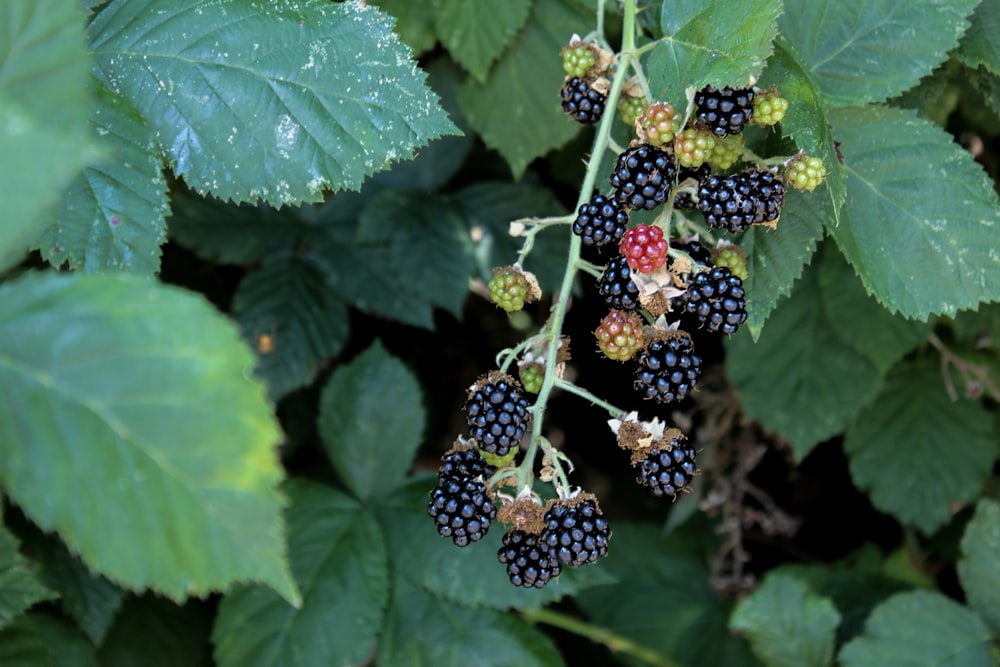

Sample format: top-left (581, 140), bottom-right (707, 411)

top-left (0, 526), bottom-right (58, 630)
top-left (727, 256), bottom-right (882, 461)
top-left (232, 255), bottom-right (349, 401)
top-left (318, 342), bottom-right (425, 502)
top-left (730, 573), bottom-right (841, 667)
top-left (38, 84), bottom-right (169, 274)
top-left (88, 0), bottom-right (458, 206)
top-left (844, 357), bottom-right (997, 534)
top-left (0, 273), bottom-right (297, 605)
top-left (0, 0), bottom-right (95, 269)
top-left (828, 105), bottom-right (1000, 319)
top-left (432, 0), bottom-right (531, 82)
top-left (369, 0), bottom-right (438, 56)
top-left (458, 0), bottom-right (591, 178)
top-left (98, 596), bottom-right (212, 667)
top-left (779, 0), bottom-right (979, 106)
top-left (839, 590), bottom-right (995, 667)
top-left (958, 499), bottom-right (1000, 634)
top-left (0, 613), bottom-right (99, 667)
top-left (647, 0), bottom-right (781, 100)
top-left (213, 481), bottom-right (389, 667)
top-left (957, 0), bottom-right (1000, 74)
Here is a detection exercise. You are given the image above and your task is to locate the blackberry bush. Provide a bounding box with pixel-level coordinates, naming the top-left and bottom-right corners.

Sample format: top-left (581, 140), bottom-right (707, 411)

top-left (609, 143), bottom-right (677, 210)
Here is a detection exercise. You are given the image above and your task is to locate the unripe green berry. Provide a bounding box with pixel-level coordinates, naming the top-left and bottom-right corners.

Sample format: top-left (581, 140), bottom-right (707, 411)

top-left (712, 245), bottom-right (749, 281)
top-left (707, 135), bottom-right (743, 170)
top-left (480, 447), bottom-right (519, 468)
top-left (785, 155), bottom-right (827, 191)
top-left (674, 127), bottom-right (716, 168)
top-left (639, 102), bottom-right (682, 147)
top-left (562, 44), bottom-right (597, 79)
top-left (753, 90), bottom-right (789, 126)
top-left (618, 95), bottom-right (647, 128)
top-left (489, 266), bottom-right (529, 312)
top-left (595, 310), bottom-right (645, 362)
top-left (518, 362), bottom-right (544, 394)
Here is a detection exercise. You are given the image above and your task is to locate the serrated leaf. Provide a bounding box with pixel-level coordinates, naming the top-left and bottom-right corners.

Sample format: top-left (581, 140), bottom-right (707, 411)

top-left (828, 105), bottom-right (1000, 319)
top-left (958, 499), bottom-right (1000, 634)
top-left (232, 255), bottom-right (349, 401)
top-left (88, 0), bottom-right (458, 206)
top-left (38, 84), bottom-right (169, 274)
top-left (317, 342), bottom-right (425, 502)
top-left (779, 0), bottom-right (979, 106)
top-left (0, 273), bottom-right (297, 605)
top-left (728, 257), bottom-right (881, 460)
top-left (458, 0), bottom-right (591, 178)
top-left (98, 596), bottom-right (212, 667)
top-left (647, 0), bottom-right (780, 99)
top-left (737, 188), bottom-right (825, 338)
top-left (0, 526), bottom-right (58, 630)
top-left (839, 590), bottom-right (994, 667)
top-left (213, 481), bottom-right (389, 667)
top-left (432, 0), bottom-right (531, 83)
top-left (844, 357), bottom-right (996, 534)
top-left (370, 0), bottom-right (438, 56)
top-left (0, 612), bottom-right (99, 667)
top-left (730, 573), bottom-right (841, 667)
top-left (0, 0), bottom-right (95, 269)
top-left (957, 0), bottom-right (1000, 74)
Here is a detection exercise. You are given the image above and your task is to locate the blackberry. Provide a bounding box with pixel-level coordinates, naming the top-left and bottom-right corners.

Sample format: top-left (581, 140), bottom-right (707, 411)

top-left (489, 266), bottom-right (529, 312)
top-left (561, 77), bottom-right (606, 124)
top-left (573, 193), bottom-right (629, 248)
top-left (638, 102), bottom-right (682, 147)
top-left (595, 310), bottom-right (645, 362)
top-left (785, 155), bottom-right (827, 191)
top-left (427, 476), bottom-right (496, 546)
top-left (634, 334), bottom-right (702, 404)
top-left (562, 44), bottom-right (597, 79)
top-left (683, 267), bottom-right (747, 336)
top-left (618, 95), bottom-right (647, 128)
top-left (597, 255), bottom-right (640, 311)
top-left (497, 530), bottom-right (561, 588)
top-left (540, 496), bottom-right (611, 567)
top-left (673, 127), bottom-right (716, 168)
top-left (712, 245), bottom-right (749, 280)
top-left (695, 85), bottom-right (755, 137)
top-left (619, 223), bottom-right (669, 274)
top-left (437, 446), bottom-right (495, 481)
top-left (697, 169), bottom-right (784, 234)
top-left (466, 374), bottom-right (531, 457)
top-left (519, 362), bottom-right (544, 394)
top-left (673, 164), bottom-right (711, 210)
top-left (609, 144), bottom-right (677, 211)
top-left (753, 89), bottom-right (789, 126)
top-left (635, 437), bottom-right (698, 499)
top-left (674, 240), bottom-right (712, 267)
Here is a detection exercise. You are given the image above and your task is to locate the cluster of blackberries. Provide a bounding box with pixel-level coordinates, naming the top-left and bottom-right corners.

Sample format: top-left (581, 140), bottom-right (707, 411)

top-left (427, 444), bottom-right (497, 547)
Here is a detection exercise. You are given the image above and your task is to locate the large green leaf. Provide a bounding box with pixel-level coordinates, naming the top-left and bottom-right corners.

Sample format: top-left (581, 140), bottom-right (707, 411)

top-left (98, 596), bottom-right (212, 667)
top-left (213, 481), bottom-right (389, 667)
top-left (844, 357), bottom-right (997, 535)
top-left (458, 0), bottom-right (591, 178)
top-left (958, 499), bottom-right (1000, 634)
top-left (38, 84), bottom-right (169, 274)
top-left (431, 0), bottom-right (531, 82)
top-left (0, 0), bottom-right (95, 269)
top-left (647, 0), bottom-right (780, 99)
top-left (730, 573), bottom-right (841, 667)
top-left (369, 0), bottom-right (438, 56)
top-left (0, 526), bottom-right (58, 631)
top-left (839, 591), bottom-right (994, 667)
top-left (88, 0), bottom-right (458, 206)
top-left (779, 0), bottom-right (979, 106)
top-left (959, 0), bottom-right (1000, 74)
top-left (318, 342), bottom-right (425, 502)
top-left (0, 613), bottom-right (99, 667)
top-left (828, 105), bottom-right (1000, 319)
top-left (0, 273), bottom-right (297, 604)
top-left (232, 255), bottom-right (349, 401)
top-left (727, 254), bottom-right (882, 461)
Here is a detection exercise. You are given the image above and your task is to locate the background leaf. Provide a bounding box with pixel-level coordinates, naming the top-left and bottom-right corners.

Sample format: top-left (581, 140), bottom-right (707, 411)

top-left (730, 573), bottom-right (841, 667)
top-left (88, 0), bottom-right (458, 205)
top-left (828, 105), bottom-right (1000, 319)
top-left (431, 0), bottom-right (531, 83)
top-left (213, 481), bottom-right (389, 667)
top-left (958, 0), bottom-right (1000, 74)
top-left (98, 596), bottom-right (212, 667)
top-left (0, 526), bottom-right (58, 630)
top-left (844, 357), bottom-right (997, 534)
top-left (370, 0), bottom-right (438, 56)
top-left (0, 273), bottom-right (297, 604)
top-left (0, 612), bottom-right (99, 667)
top-left (839, 590), bottom-right (995, 667)
top-left (958, 499), bottom-right (1000, 634)
top-left (779, 0), bottom-right (979, 106)
top-left (318, 342), bottom-right (425, 502)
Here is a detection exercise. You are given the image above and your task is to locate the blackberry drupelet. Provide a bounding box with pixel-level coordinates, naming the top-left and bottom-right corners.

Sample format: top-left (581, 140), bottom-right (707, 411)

top-left (674, 240), bottom-right (713, 267)
top-left (609, 143), bottom-right (677, 211)
top-left (697, 169), bottom-right (784, 234)
top-left (573, 193), bottom-right (630, 248)
top-left (497, 530), bottom-right (561, 588)
top-left (437, 446), bottom-right (495, 482)
top-left (634, 334), bottom-right (703, 404)
top-left (694, 85), bottom-right (755, 137)
top-left (561, 77), bottom-right (606, 124)
top-left (635, 437), bottom-right (698, 499)
top-left (540, 496), bottom-right (611, 567)
top-left (597, 255), bottom-right (641, 311)
top-left (683, 267), bottom-right (747, 336)
top-left (427, 476), bottom-right (496, 546)
top-left (466, 374), bottom-right (531, 457)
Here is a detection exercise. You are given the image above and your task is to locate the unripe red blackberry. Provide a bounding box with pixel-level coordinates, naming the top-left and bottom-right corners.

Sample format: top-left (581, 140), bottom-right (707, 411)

top-left (638, 102), bottom-right (682, 147)
top-left (595, 310), bottom-right (645, 362)
top-left (619, 224), bottom-right (669, 274)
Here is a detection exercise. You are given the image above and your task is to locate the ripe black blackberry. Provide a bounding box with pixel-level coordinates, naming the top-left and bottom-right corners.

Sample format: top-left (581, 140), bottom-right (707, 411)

top-left (438, 446), bottom-right (496, 481)
top-left (573, 193), bottom-right (629, 248)
top-left (466, 373), bottom-right (531, 457)
top-left (561, 76), bottom-right (606, 124)
top-left (497, 530), bottom-right (561, 588)
top-left (635, 436), bottom-right (698, 499)
top-left (673, 163), bottom-right (711, 210)
top-left (609, 143), bottom-right (677, 211)
top-left (694, 85), bottom-right (754, 137)
top-left (674, 240), bottom-right (712, 267)
top-left (597, 255), bottom-right (640, 311)
top-left (697, 169), bottom-right (784, 234)
top-left (427, 476), bottom-right (496, 546)
top-left (540, 496), bottom-right (610, 567)
top-left (634, 333), bottom-right (702, 404)
top-left (683, 266), bottom-right (747, 336)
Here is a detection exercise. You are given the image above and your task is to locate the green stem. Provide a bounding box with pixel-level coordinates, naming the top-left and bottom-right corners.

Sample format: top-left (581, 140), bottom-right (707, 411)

top-left (554, 378), bottom-right (628, 417)
top-left (520, 607), bottom-right (682, 667)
